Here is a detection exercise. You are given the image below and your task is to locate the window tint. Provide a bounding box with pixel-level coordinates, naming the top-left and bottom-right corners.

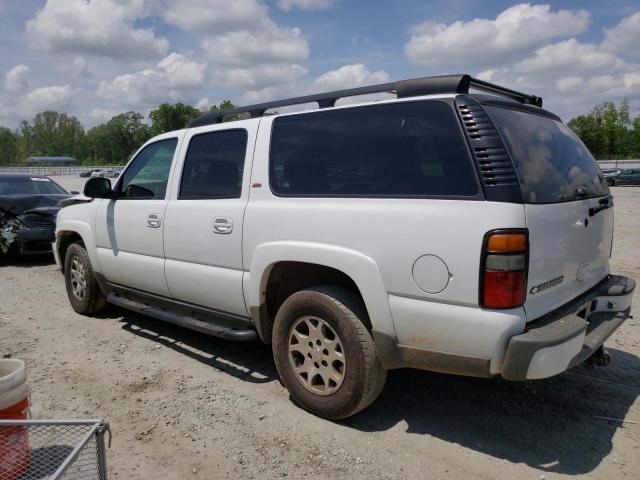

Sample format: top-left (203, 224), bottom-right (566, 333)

top-left (485, 106), bottom-right (609, 203)
top-left (270, 101), bottom-right (478, 197)
top-left (119, 138), bottom-right (178, 199)
top-left (0, 177), bottom-right (67, 195)
top-left (179, 130), bottom-right (247, 199)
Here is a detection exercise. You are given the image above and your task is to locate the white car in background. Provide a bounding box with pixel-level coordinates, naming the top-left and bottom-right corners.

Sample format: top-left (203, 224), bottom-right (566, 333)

top-left (90, 168), bottom-right (121, 179)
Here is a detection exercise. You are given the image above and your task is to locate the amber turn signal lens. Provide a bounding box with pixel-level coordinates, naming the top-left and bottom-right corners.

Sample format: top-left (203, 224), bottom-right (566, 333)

top-left (486, 233), bottom-right (527, 253)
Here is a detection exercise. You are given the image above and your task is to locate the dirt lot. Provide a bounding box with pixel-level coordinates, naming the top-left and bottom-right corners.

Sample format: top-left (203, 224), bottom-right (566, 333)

top-left (1, 178), bottom-right (639, 479)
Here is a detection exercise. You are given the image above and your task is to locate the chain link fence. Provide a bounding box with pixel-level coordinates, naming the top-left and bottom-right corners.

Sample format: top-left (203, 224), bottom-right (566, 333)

top-left (0, 420), bottom-right (110, 480)
top-left (0, 167), bottom-right (123, 176)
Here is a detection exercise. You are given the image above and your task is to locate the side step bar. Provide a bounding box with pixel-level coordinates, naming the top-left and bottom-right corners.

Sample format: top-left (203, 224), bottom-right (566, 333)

top-left (107, 293), bottom-right (258, 341)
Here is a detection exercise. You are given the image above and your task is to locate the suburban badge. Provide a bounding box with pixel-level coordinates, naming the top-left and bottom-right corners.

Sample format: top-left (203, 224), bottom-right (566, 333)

top-left (529, 275), bottom-right (564, 295)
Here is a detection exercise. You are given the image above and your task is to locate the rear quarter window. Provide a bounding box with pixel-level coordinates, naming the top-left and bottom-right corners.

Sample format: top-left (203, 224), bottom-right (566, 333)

top-left (269, 100), bottom-right (479, 198)
top-left (485, 106), bottom-right (609, 203)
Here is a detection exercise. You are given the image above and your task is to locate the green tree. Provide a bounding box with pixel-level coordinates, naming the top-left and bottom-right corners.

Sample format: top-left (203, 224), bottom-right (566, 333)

top-left (568, 114), bottom-right (605, 157)
top-left (149, 103), bottom-right (201, 136)
top-left (0, 127), bottom-right (18, 165)
top-left (568, 100), bottom-right (633, 159)
top-left (631, 117), bottom-right (640, 156)
top-left (208, 100), bottom-right (246, 122)
top-left (86, 111), bottom-right (150, 164)
top-left (15, 111), bottom-right (86, 162)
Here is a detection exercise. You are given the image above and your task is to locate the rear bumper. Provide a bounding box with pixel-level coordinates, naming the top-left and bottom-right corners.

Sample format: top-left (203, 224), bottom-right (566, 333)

top-left (501, 275), bottom-right (635, 381)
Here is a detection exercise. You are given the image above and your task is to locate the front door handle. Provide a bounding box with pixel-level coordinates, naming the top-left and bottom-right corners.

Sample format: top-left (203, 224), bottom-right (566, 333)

top-left (147, 214), bottom-right (162, 228)
top-left (213, 217), bottom-right (233, 234)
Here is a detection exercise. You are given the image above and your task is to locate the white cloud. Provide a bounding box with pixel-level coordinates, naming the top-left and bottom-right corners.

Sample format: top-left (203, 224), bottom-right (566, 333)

top-left (515, 39), bottom-right (626, 75)
top-left (277, 0), bottom-right (334, 12)
top-left (97, 69), bottom-right (164, 105)
top-left (26, 0), bottom-right (168, 60)
top-left (601, 12), bottom-right (640, 58)
top-left (555, 76), bottom-right (583, 92)
top-left (164, 0), bottom-right (267, 34)
top-left (164, 0), bottom-right (309, 66)
top-left (164, 0), bottom-right (310, 107)
top-left (4, 65), bottom-right (30, 94)
top-left (157, 53), bottom-right (206, 88)
top-left (405, 3), bottom-right (590, 68)
top-left (310, 64), bottom-right (389, 92)
top-left (201, 26), bottom-right (309, 66)
top-left (472, 36), bottom-right (640, 121)
top-left (96, 53), bottom-right (206, 109)
top-left (90, 107), bottom-right (127, 121)
top-left (216, 63), bottom-right (308, 90)
top-left (19, 85), bottom-right (79, 119)
top-left (195, 98), bottom-right (211, 111)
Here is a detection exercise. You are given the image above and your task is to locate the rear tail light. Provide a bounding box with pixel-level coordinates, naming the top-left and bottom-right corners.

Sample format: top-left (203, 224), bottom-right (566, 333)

top-left (480, 230), bottom-right (528, 309)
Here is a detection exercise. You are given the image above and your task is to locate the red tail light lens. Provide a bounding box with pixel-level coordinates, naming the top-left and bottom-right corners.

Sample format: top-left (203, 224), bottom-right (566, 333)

top-left (481, 230), bottom-right (528, 309)
top-left (483, 270), bottom-right (526, 308)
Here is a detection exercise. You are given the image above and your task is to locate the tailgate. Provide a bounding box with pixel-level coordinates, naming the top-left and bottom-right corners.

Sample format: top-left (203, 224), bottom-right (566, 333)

top-left (483, 104), bottom-right (613, 321)
top-left (524, 199), bottom-right (613, 320)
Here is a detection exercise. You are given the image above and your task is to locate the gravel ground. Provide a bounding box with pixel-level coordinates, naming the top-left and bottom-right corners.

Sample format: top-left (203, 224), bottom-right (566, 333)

top-left (1, 177), bottom-right (638, 480)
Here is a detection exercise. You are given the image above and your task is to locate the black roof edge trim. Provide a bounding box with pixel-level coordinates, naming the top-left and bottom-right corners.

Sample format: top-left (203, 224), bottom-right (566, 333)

top-left (188, 74), bottom-right (543, 128)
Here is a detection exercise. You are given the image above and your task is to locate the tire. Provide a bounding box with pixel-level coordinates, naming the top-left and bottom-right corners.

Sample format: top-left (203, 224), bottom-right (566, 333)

top-left (272, 285), bottom-right (387, 420)
top-left (64, 242), bottom-right (107, 315)
top-left (609, 180), bottom-right (616, 186)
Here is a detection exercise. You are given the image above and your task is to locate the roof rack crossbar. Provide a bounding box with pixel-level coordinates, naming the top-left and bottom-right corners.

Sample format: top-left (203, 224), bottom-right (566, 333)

top-left (188, 74), bottom-right (542, 128)
top-left (468, 77), bottom-right (542, 108)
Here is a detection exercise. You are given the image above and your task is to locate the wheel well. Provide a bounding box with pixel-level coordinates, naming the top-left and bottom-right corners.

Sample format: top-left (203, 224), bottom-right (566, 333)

top-left (260, 261), bottom-right (369, 342)
top-left (58, 231), bottom-right (84, 271)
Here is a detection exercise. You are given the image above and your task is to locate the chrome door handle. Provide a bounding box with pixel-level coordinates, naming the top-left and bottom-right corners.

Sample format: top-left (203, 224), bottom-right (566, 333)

top-left (213, 217), bottom-right (233, 234)
top-left (147, 214), bottom-right (162, 228)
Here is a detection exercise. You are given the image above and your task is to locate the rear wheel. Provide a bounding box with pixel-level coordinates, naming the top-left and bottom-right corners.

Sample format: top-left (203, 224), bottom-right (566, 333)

top-left (64, 242), bottom-right (107, 315)
top-left (272, 285), bottom-right (386, 420)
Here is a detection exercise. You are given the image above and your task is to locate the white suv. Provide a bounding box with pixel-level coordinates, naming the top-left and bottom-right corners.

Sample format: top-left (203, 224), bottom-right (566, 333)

top-left (54, 74), bottom-right (635, 419)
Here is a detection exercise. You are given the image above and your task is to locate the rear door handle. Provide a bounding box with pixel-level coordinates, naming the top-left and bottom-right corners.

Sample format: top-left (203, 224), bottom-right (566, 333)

top-left (213, 217), bottom-right (233, 234)
top-left (147, 214), bottom-right (162, 228)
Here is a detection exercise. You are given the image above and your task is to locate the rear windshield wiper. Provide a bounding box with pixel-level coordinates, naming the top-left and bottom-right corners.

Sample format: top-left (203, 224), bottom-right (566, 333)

top-left (589, 195), bottom-right (613, 217)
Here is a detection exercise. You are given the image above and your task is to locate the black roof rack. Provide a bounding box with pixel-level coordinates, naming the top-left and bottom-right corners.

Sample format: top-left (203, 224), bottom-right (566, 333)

top-left (188, 73), bottom-right (542, 128)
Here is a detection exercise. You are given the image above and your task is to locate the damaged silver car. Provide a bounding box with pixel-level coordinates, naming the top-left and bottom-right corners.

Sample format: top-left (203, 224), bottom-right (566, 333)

top-left (0, 173), bottom-right (71, 256)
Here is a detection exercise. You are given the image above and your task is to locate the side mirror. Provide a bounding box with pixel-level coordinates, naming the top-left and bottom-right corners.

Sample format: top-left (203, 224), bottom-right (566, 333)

top-left (70, 190), bottom-right (80, 195)
top-left (84, 177), bottom-right (114, 199)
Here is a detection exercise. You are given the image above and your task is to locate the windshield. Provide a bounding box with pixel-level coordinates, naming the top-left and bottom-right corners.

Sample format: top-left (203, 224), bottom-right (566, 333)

top-left (485, 106), bottom-right (609, 203)
top-left (0, 177), bottom-right (68, 195)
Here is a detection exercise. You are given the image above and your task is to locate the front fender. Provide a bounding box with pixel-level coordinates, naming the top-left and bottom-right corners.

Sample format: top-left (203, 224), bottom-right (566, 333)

top-left (245, 241), bottom-right (397, 339)
top-left (55, 216), bottom-right (100, 272)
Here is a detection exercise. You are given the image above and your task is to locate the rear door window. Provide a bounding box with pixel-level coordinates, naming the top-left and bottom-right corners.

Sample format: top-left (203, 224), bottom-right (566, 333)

top-left (485, 106), bottom-right (609, 203)
top-left (269, 101), bottom-right (479, 197)
top-left (179, 129), bottom-right (247, 199)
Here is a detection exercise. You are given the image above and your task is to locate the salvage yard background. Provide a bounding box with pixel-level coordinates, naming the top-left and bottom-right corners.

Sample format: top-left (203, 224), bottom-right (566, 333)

top-left (1, 178), bottom-right (638, 480)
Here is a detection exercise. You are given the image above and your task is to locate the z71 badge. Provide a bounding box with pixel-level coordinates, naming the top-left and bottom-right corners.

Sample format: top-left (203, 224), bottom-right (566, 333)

top-left (529, 275), bottom-right (564, 295)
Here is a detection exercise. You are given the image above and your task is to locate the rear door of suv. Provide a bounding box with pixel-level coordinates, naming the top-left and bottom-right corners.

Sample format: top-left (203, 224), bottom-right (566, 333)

top-left (162, 122), bottom-right (258, 316)
top-left (485, 105), bottom-right (613, 320)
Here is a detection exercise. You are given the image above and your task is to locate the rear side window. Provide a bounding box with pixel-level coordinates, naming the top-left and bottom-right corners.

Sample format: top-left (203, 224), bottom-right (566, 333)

top-left (485, 106), bottom-right (609, 203)
top-left (269, 101), bottom-right (479, 197)
top-left (180, 130), bottom-right (247, 199)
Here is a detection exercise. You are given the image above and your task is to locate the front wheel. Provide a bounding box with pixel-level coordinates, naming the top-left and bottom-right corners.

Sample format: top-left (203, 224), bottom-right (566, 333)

top-left (64, 242), bottom-right (107, 315)
top-left (272, 286), bottom-right (387, 420)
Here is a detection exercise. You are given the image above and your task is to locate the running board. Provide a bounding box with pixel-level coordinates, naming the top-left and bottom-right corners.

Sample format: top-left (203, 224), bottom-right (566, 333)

top-left (107, 293), bottom-right (257, 341)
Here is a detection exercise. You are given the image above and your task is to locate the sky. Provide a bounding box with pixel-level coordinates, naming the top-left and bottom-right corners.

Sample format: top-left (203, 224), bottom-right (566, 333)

top-left (0, 0), bottom-right (639, 129)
